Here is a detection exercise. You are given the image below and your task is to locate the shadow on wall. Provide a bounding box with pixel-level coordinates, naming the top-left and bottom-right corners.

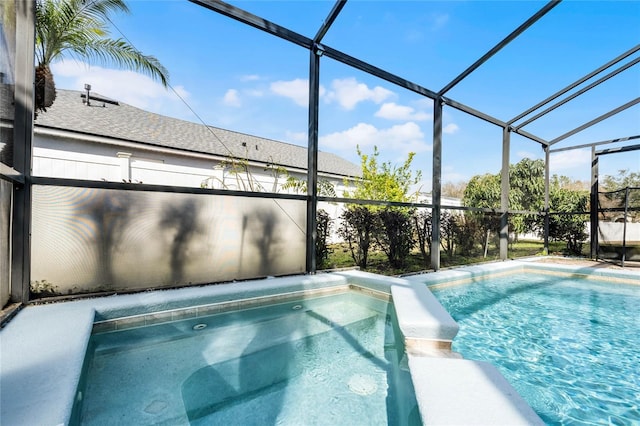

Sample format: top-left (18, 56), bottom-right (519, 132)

top-left (159, 199), bottom-right (202, 285)
top-left (84, 190), bottom-right (134, 289)
top-left (242, 209), bottom-right (282, 278)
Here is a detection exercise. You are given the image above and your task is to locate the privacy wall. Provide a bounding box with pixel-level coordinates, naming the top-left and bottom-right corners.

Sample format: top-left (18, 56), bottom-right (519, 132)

top-left (30, 186), bottom-right (306, 297)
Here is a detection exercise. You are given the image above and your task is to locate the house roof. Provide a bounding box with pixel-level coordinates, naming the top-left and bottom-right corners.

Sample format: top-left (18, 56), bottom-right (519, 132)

top-left (34, 89), bottom-right (361, 177)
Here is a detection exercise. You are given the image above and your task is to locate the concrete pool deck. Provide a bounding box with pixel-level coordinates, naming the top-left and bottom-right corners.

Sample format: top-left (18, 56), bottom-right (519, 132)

top-left (2, 259), bottom-right (638, 425)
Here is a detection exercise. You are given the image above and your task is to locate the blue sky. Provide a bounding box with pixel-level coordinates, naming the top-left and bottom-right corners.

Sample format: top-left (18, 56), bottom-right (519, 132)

top-left (52, 0), bottom-right (640, 189)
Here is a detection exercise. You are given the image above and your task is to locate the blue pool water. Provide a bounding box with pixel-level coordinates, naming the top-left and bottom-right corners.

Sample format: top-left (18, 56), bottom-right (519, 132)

top-left (73, 291), bottom-right (421, 425)
top-left (432, 273), bottom-right (640, 425)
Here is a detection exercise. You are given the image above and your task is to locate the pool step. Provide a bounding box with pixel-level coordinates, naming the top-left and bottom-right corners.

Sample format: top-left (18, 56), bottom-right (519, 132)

top-left (92, 300), bottom-right (383, 364)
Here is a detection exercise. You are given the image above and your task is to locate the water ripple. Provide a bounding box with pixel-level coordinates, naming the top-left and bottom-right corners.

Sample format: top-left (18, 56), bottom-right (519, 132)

top-left (433, 274), bottom-right (640, 425)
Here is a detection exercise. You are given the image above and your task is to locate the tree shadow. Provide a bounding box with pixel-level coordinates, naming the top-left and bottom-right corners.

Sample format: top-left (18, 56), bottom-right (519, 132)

top-left (82, 190), bottom-right (134, 289)
top-left (244, 209), bottom-right (282, 277)
top-left (159, 199), bottom-right (202, 285)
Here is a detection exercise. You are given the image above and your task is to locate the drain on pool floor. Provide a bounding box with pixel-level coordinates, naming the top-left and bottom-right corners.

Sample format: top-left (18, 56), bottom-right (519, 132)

top-left (348, 374), bottom-right (378, 395)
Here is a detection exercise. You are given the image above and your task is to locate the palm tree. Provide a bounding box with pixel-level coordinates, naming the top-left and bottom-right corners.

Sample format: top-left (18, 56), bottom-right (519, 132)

top-left (35, 0), bottom-right (169, 113)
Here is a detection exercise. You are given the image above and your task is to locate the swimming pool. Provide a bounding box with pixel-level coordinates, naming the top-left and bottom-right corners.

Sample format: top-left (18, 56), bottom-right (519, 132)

top-left (431, 273), bottom-right (640, 425)
top-left (71, 290), bottom-right (421, 425)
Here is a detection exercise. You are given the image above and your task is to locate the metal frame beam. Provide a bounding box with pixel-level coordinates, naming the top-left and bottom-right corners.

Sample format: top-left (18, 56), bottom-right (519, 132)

top-left (596, 142), bottom-right (640, 156)
top-left (509, 44), bottom-right (640, 125)
top-left (314, 0), bottom-right (347, 43)
top-left (549, 97), bottom-right (640, 146)
top-left (438, 0), bottom-right (561, 96)
top-left (322, 45), bottom-right (438, 99)
top-left (442, 97), bottom-right (506, 127)
top-left (549, 134), bottom-right (640, 153)
top-left (514, 56), bottom-right (640, 130)
top-left (513, 128), bottom-right (549, 146)
top-left (188, 0), bottom-right (313, 49)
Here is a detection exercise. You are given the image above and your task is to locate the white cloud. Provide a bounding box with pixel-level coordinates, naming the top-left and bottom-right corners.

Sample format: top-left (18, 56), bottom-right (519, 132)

top-left (550, 149), bottom-right (591, 173)
top-left (325, 77), bottom-right (394, 110)
top-left (271, 79), bottom-right (307, 106)
top-left (223, 89), bottom-right (241, 107)
top-left (375, 102), bottom-right (431, 121)
top-left (443, 123), bottom-right (459, 134)
top-left (51, 60), bottom-right (190, 112)
top-left (270, 78), bottom-right (326, 107)
top-left (320, 122), bottom-right (431, 161)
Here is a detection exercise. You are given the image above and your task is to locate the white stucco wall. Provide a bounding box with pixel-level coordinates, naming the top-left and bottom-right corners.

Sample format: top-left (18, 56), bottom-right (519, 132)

top-left (32, 133), bottom-right (348, 195)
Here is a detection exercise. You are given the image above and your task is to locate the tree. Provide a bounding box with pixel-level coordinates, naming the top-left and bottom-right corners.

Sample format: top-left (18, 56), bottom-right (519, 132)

top-left (35, 0), bottom-right (169, 113)
top-left (509, 158), bottom-right (544, 238)
top-left (601, 169), bottom-right (640, 191)
top-left (315, 209), bottom-right (333, 269)
top-left (340, 146), bottom-right (421, 269)
top-left (343, 145), bottom-right (422, 204)
top-left (548, 176), bottom-right (589, 254)
top-left (376, 208), bottom-right (414, 268)
top-left (598, 169), bottom-right (640, 222)
top-left (441, 181), bottom-right (467, 198)
top-left (462, 158), bottom-right (546, 247)
top-left (338, 206), bottom-right (376, 269)
top-left (413, 209), bottom-right (431, 267)
top-left (462, 172), bottom-right (501, 253)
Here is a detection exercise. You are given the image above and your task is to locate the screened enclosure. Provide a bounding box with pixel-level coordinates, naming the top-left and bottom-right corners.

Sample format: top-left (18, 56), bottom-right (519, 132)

top-left (1, 0), bottom-right (639, 306)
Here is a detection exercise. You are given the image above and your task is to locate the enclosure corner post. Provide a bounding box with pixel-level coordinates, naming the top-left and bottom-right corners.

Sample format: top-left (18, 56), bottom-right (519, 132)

top-left (500, 126), bottom-right (510, 260)
top-left (11, 0), bottom-right (35, 303)
top-left (306, 46), bottom-right (321, 274)
top-left (543, 146), bottom-right (550, 255)
top-left (431, 98), bottom-right (443, 271)
top-left (589, 146), bottom-right (599, 260)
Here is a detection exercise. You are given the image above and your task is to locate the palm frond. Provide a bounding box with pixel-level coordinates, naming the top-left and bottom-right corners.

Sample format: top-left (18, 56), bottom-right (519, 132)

top-left (35, 0), bottom-right (169, 87)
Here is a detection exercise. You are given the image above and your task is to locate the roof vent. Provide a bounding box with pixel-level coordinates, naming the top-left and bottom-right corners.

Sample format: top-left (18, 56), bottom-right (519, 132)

top-left (83, 83), bottom-right (91, 106)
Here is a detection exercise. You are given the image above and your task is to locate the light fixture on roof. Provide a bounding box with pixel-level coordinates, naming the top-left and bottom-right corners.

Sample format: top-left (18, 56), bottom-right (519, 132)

top-left (314, 43), bottom-right (325, 57)
top-left (84, 83), bottom-right (91, 106)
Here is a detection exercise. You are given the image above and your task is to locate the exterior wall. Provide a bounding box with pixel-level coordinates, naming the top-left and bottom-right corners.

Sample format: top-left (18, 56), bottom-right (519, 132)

top-left (33, 133), bottom-right (348, 195)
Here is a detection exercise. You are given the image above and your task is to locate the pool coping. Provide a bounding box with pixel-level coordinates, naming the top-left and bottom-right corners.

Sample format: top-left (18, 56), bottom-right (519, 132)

top-left (2, 259), bottom-right (638, 425)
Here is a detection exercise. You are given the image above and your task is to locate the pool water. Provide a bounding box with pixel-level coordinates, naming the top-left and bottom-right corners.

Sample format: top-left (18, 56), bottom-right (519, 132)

top-left (72, 291), bottom-right (421, 425)
top-left (432, 273), bottom-right (640, 425)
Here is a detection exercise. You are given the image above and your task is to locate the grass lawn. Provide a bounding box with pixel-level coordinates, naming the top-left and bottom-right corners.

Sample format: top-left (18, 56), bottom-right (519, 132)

top-left (321, 239), bottom-right (589, 276)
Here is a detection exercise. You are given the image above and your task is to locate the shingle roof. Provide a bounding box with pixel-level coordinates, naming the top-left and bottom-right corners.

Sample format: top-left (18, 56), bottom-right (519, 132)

top-left (35, 89), bottom-right (361, 177)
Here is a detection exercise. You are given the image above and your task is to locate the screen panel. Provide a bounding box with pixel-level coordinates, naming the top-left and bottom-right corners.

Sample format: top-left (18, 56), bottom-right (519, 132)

top-left (31, 186), bottom-right (306, 297)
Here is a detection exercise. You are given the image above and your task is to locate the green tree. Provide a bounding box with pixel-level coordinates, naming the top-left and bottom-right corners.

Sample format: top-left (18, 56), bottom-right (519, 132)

top-left (343, 146), bottom-right (422, 204)
top-left (413, 209), bottom-right (432, 267)
top-left (376, 208), bottom-right (414, 268)
top-left (601, 169), bottom-right (640, 191)
top-left (338, 206), bottom-right (376, 269)
top-left (315, 209), bottom-right (333, 269)
top-left (35, 0), bottom-right (169, 113)
top-left (548, 176), bottom-right (589, 254)
top-left (462, 172), bottom-right (501, 253)
top-left (462, 158), bottom-right (546, 249)
top-left (599, 169), bottom-right (640, 221)
top-left (509, 158), bottom-right (544, 238)
top-left (340, 146), bottom-right (421, 269)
